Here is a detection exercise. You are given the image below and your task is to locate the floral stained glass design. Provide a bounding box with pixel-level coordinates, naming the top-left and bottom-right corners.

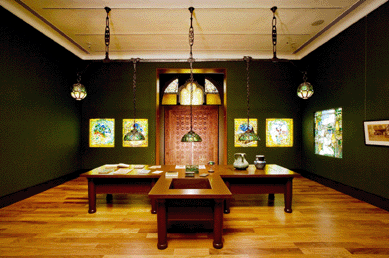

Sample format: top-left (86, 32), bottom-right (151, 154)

top-left (234, 118), bottom-right (258, 147)
top-left (315, 108), bottom-right (342, 158)
top-left (266, 119), bottom-right (293, 147)
top-left (123, 119), bottom-right (148, 147)
top-left (89, 119), bottom-right (114, 147)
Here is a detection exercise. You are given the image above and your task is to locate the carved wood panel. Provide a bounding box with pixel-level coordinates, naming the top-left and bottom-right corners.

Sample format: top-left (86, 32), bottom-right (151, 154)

top-left (165, 106), bottom-right (219, 165)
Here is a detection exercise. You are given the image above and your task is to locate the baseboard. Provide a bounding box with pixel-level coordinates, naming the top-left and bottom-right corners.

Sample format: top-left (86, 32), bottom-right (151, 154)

top-left (295, 169), bottom-right (389, 212)
top-left (0, 169), bottom-right (88, 209)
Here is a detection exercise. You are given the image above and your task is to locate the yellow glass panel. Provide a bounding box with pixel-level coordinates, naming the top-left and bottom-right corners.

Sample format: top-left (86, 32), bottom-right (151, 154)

top-left (206, 94), bottom-right (221, 105)
top-left (162, 93), bottom-right (177, 105)
top-left (179, 82), bottom-right (203, 105)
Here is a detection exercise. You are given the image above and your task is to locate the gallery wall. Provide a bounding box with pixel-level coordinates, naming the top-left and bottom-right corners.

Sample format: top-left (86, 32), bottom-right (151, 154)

top-left (301, 2), bottom-right (389, 199)
top-left (80, 61), bottom-right (303, 170)
top-left (0, 7), bottom-right (83, 198)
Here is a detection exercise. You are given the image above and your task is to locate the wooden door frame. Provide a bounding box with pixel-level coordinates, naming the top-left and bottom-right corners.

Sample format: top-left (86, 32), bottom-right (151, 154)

top-left (156, 68), bottom-right (227, 165)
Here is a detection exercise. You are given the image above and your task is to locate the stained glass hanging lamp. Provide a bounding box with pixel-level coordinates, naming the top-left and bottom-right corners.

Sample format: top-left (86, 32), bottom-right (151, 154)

top-left (238, 56), bottom-right (260, 142)
top-left (124, 58), bottom-right (145, 141)
top-left (297, 71), bottom-right (314, 99)
top-left (71, 73), bottom-right (87, 100)
top-left (181, 7), bottom-right (202, 142)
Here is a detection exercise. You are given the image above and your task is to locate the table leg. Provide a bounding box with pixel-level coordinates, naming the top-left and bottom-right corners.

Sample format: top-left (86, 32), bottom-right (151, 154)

top-left (213, 199), bottom-right (224, 249)
top-left (157, 199), bottom-right (168, 249)
top-left (268, 193), bottom-right (275, 200)
top-left (284, 178), bottom-right (293, 213)
top-left (87, 178), bottom-right (96, 214)
top-left (106, 194), bottom-right (113, 203)
top-left (224, 181), bottom-right (230, 214)
top-left (151, 179), bottom-right (157, 214)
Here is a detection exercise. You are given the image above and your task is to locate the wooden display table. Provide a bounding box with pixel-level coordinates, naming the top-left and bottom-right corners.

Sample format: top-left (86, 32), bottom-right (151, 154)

top-left (80, 164), bottom-right (298, 214)
top-left (148, 171), bottom-right (232, 249)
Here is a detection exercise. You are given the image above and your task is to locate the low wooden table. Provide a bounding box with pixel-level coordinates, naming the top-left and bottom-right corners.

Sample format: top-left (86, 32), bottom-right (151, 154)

top-left (148, 171), bottom-right (232, 249)
top-left (217, 165), bottom-right (297, 213)
top-left (80, 164), bottom-right (298, 214)
top-left (79, 165), bottom-right (161, 214)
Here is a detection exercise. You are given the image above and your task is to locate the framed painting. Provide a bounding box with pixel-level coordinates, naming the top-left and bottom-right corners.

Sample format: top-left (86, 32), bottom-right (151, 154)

top-left (364, 120), bottom-right (389, 146)
top-left (234, 118), bottom-right (258, 147)
top-left (266, 118), bottom-right (293, 147)
top-left (123, 119), bottom-right (148, 147)
top-left (89, 119), bottom-right (115, 147)
top-left (314, 108), bottom-right (342, 158)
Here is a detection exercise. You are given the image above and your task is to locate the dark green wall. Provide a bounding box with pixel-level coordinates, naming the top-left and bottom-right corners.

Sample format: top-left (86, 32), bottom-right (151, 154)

top-left (81, 61), bottom-right (303, 170)
top-left (0, 7), bottom-right (82, 198)
top-left (301, 2), bottom-right (389, 199)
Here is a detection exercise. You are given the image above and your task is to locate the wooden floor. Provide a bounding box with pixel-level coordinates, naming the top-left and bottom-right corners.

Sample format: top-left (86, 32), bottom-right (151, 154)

top-left (1, 175), bottom-right (389, 257)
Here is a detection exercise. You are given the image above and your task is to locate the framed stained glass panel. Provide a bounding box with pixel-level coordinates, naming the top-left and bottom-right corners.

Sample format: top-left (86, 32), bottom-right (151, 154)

top-left (123, 119), bottom-right (148, 147)
top-left (266, 118), bottom-right (293, 147)
top-left (234, 118), bottom-right (258, 147)
top-left (314, 108), bottom-right (342, 158)
top-left (89, 119), bottom-right (115, 147)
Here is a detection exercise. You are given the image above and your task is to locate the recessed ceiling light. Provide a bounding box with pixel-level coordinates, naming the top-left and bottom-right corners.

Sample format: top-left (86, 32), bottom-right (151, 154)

top-left (312, 20), bottom-right (325, 26)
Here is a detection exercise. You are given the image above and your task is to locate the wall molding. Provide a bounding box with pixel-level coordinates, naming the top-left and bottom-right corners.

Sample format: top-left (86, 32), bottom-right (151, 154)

top-left (296, 170), bottom-right (389, 212)
top-left (0, 170), bottom-right (87, 209)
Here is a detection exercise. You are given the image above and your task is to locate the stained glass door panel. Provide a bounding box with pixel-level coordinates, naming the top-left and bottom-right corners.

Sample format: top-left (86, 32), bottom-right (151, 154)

top-left (164, 106), bottom-right (219, 165)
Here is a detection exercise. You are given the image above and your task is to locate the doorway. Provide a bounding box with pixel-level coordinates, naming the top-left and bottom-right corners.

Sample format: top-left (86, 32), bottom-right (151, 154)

top-left (164, 105), bottom-right (219, 165)
top-left (156, 68), bottom-right (227, 165)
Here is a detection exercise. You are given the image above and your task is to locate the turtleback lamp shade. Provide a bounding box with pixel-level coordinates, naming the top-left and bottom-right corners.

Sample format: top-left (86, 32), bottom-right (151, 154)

top-left (123, 59), bottom-right (145, 142)
top-left (181, 7), bottom-right (202, 143)
top-left (238, 56), bottom-right (260, 142)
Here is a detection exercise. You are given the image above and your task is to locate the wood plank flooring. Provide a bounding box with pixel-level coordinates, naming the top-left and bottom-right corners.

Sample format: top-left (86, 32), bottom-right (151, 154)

top-left (0, 175), bottom-right (389, 257)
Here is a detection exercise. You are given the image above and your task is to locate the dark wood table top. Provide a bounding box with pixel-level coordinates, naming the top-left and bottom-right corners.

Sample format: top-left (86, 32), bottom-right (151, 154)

top-left (80, 164), bottom-right (298, 179)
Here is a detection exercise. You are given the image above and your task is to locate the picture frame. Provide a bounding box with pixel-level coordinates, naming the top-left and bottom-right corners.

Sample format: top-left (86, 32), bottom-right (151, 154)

top-left (363, 120), bottom-right (389, 146)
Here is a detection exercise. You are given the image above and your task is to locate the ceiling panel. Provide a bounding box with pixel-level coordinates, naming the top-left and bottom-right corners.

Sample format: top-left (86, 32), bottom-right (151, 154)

top-left (2, 0), bottom-right (387, 60)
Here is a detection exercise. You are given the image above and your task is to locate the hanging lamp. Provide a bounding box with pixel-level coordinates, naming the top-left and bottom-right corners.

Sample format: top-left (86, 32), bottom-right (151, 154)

top-left (297, 71), bottom-right (314, 99)
top-left (71, 73), bottom-right (87, 100)
top-left (103, 6), bottom-right (111, 62)
top-left (238, 56), bottom-right (260, 142)
top-left (124, 58), bottom-right (145, 141)
top-left (181, 7), bottom-right (202, 142)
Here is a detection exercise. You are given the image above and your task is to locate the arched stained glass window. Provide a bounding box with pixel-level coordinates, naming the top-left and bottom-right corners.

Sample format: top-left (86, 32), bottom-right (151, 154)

top-left (205, 79), bottom-right (219, 93)
top-left (164, 79), bottom-right (178, 93)
top-left (179, 81), bottom-right (204, 105)
top-left (162, 79), bottom-right (179, 105)
top-left (205, 79), bottom-right (221, 105)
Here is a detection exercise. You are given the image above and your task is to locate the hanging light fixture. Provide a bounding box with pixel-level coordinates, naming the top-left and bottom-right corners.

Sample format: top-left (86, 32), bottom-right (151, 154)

top-left (103, 6), bottom-right (111, 62)
top-left (181, 7), bottom-right (202, 142)
top-left (269, 6), bottom-right (289, 63)
top-left (71, 72), bottom-right (87, 100)
top-left (297, 71), bottom-right (314, 99)
top-left (239, 56), bottom-right (260, 142)
top-left (124, 58), bottom-right (145, 141)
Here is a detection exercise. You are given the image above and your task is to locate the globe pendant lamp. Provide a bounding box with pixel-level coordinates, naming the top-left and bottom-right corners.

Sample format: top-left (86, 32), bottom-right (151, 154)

top-left (297, 72), bottom-right (314, 99)
top-left (124, 58), bottom-right (145, 141)
top-left (71, 73), bottom-right (87, 100)
top-left (181, 7), bottom-right (202, 143)
top-left (238, 56), bottom-right (260, 142)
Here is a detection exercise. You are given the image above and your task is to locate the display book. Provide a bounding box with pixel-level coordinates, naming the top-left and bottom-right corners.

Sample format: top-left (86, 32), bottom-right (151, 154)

top-left (165, 171), bottom-right (179, 178)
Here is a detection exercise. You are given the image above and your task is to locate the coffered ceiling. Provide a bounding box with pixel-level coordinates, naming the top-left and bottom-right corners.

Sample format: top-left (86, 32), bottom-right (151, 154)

top-left (1, 0), bottom-right (387, 61)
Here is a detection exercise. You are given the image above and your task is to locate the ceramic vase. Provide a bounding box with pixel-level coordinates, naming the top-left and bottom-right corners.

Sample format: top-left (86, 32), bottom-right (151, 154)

top-left (233, 153), bottom-right (249, 170)
top-left (254, 155), bottom-right (266, 169)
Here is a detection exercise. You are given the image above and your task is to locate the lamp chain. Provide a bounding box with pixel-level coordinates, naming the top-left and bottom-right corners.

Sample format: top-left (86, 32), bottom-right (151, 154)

top-left (244, 56), bottom-right (252, 128)
top-left (104, 7), bottom-right (111, 60)
top-left (132, 59), bottom-right (138, 128)
top-left (189, 7), bottom-right (195, 131)
top-left (303, 71), bottom-right (308, 82)
top-left (271, 6), bottom-right (277, 59)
